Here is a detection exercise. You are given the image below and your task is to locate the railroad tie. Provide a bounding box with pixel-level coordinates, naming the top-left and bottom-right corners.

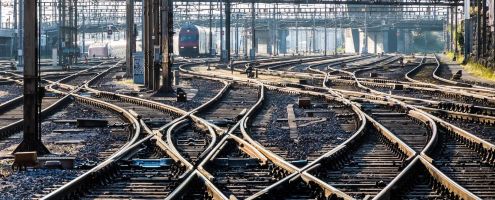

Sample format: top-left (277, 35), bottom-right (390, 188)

top-left (286, 104), bottom-right (299, 141)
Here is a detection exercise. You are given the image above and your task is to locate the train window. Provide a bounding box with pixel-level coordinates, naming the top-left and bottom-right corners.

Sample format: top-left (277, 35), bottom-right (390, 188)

top-left (180, 35), bottom-right (197, 42)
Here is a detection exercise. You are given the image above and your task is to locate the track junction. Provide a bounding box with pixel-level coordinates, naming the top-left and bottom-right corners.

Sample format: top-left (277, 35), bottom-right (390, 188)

top-left (0, 54), bottom-right (494, 200)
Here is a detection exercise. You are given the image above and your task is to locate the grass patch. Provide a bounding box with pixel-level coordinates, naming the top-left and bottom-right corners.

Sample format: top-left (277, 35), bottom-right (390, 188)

top-left (463, 62), bottom-right (495, 81)
top-left (445, 51), bottom-right (495, 82)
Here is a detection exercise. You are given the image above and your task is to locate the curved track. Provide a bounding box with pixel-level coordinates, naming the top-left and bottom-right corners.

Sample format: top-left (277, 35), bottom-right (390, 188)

top-left (2, 54), bottom-right (493, 200)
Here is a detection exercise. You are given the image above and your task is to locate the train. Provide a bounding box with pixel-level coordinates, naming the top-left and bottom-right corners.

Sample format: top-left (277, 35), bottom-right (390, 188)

top-left (87, 40), bottom-right (142, 58)
top-left (86, 24), bottom-right (216, 58)
top-left (178, 24), bottom-right (216, 57)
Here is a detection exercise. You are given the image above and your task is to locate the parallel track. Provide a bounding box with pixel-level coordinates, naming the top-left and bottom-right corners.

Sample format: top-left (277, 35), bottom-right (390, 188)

top-left (2, 55), bottom-right (493, 200)
top-left (428, 126), bottom-right (495, 199)
top-left (249, 90), bottom-right (359, 163)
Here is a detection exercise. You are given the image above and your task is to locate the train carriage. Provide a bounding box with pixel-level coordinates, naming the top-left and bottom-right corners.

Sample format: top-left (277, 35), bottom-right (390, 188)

top-left (179, 24), bottom-right (214, 57)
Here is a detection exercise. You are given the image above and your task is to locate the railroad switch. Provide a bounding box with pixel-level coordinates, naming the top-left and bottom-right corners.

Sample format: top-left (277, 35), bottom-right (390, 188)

top-left (393, 84), bottom-right (404, 90)
top-left (451, 70), bottom-right (462, 80)
top-left (298, 97), bottom-right (311, 109)
top-left (39, 157), bottom-right (75, 169)
top-left (132, 158), bottom-right (173, 168)
top-left (76, 119), bottom-right (109, 128)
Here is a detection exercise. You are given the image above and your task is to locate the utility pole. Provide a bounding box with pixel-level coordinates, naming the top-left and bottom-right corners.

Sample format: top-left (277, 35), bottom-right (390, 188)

top-left (450, 7), bottom-right (454, 52)
top-left (250, 1), bottom-right (255, 60)
top-left (492, 0), bottom-right (495, 63)
top-left (74, 0), bottom-right (78, 64)
top-left (209, 1), bottom-right (213, 55)
top-left (152, 0), bottom-right (160, 91)
top-left (305, 29), bottom-right (308, 54)
top-left (13, 0), bottom-right (17, 60)
top-left (482, 0), bottom-right (487, 57)
top-left (335, 27), bottom-right (338, 54)
top-left (464, 0), bottom-right (471, 62)
top-left (324, 6), bottom-right (328, 56)
top-left (338, 5), bottom-right (342, 54)
top-left (454, 2), bottom-right (458, 57)
top-left (312, 10), bottom-right (316, 53)
top-left (235, 14), bottom-right (239, 57)
top-left (14, 0), bottom-right (50, 154)
top-left (62, 0), bottom-right (67, 65)
top-left (126, 0), bottom-right (135, 77)
top-left (447, 8), bottom-right (450, 51)
top-left (362, 5), bottom-right (368, 54)
top-left (335, 7), bottom-right (338, 55)
top-left (68, 0), bottom-right (73, 65)
top-left (159, 0), bottom-right (173, 92)
top-left (18, 0), bottom-right (24, 67)
top-left (225, 0), bottom-right (231, 62)
top-left (82, 14), bottom-right (85, 57)
top-left (244, 20), bottom-right (248, 58)
top-left (296, 6), bottom-right (299, 54)
top-left (143, 0), bottom-right (150, 88)
top-left (147, 0), bottom-right (155, 90)
top-left (220, 0), bottom-right (223, 60)
top-left (0, 0), bottom-right (2, 29)
top-left (37, 1), bottom-right (41, 55)
top-left (477, 0), bottom-right (482, 59)
top-left (267, 6), bottom-right (271, 55)
top-left (273, 4), bottom-right (278, 56)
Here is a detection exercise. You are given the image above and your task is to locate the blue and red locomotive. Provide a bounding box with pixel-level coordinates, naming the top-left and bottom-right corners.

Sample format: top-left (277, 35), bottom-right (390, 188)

top-left (178, 24), bottom-right (214, 57)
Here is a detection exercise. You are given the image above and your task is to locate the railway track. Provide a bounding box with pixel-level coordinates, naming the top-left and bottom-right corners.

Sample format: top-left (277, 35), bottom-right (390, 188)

top-left (268, 55), bottom-right (341, 72)
top-left (406, 58), bottom-right (453, 86)
top-left (0, 83), bottom-right (22, 104)
top-left (168, 119), bottom-right (213, 165)
top-left (0, 97), bottom-right (130, 199)
top-left (0, 61), bottom-right (137, 199)
top-left (195, 83), bottom-right (259, 130)
top-left (166, 83), bottom-right (259, 165)
top-left (307, 55), bottom-right (373, 72)
top-left (45, 85), bottom-right (193, 199)
top-left (355, 58), bottom-right (422, 81)
top-left (2, 54), bottom-right (493, 199)
top-left (39, 63), bottom-right (191, 199)
top-left (0, 94), bottom-right (61, 129)
top-left (248, 55), bottom-right (491, 199)
top-left (362, 103), bottom-right (432, 152)
top-left (247, 89), bottom-right (359, 164)
top-left (41, 63), bottom-right (264, 199)
top-left (60, 72), bottom-right (102, 87)
top-left (0, 61), bottom-right (117, 137)
top-left (417, 107), bottom-right (495, 145)
top-left (94, 93), bottom-right (180, 130)
top-left (78, 140), bottom-right (188, 199)
top-left (145, 77), bottom-right (226, 111)
top-left (427, 124), bottom-right (495, 199)
top-left (88, 67), bottom-right (134, 92)
top-left (199, 136), bottom-right (289, 199)
top-left (435, 56), bottom-right (495, 90)
top-left (330, 57), bottom-right (495, 116)
top-left (362, 81), bottom-right (495, 109)
top-left (337, 56), bottom-right (400, 74)
top-left (90, 67), bottom-right (225, 111)
top-left (307, 125), bottom-right (409, 199)
top-left (326, 78), bottom-right (370, 93)
top-left (402, 56), bottom-right (495, 98)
